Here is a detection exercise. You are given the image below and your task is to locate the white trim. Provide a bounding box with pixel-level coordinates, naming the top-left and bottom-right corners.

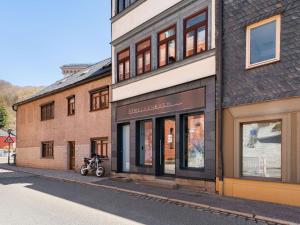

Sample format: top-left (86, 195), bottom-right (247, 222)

top-left (245, 15), bottom-right (281, 69)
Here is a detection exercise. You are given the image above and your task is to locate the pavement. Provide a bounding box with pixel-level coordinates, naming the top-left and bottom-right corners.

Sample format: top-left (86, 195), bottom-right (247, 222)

top-left (0, 163), bottom-right (299, 225)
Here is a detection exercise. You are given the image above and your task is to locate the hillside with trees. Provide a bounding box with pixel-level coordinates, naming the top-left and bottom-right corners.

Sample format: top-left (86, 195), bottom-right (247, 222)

top-left (0, 80), bottom-right (44, 129)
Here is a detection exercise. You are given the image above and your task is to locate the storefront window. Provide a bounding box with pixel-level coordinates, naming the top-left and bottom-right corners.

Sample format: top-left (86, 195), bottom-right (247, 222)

top-left (183, 114), bottom-right (205, 168)
top-left (241, 121), bottom-right (281, 179)
top-left (137, 120), bottom-right (153, 166)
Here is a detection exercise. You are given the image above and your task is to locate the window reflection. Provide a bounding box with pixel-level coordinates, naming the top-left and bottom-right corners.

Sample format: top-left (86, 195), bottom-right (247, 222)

top-left (242, 121), bottom-right (281, 178)
top-left (138, 120), bottom-right (153, 166)
top-left (250, 21), bottom-right (276, 64)
top-left (184, 114), bottom-right (205, 168)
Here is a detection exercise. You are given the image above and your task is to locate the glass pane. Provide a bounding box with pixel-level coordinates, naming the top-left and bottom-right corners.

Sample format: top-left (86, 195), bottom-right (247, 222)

top-left (168, 40), bottom-right (176, 63)
top-left (144, 50), bottom-right (151, 72)
top-left (184, 114), bottom-right (205, 168)
top-left (164, 119), bottom-right (176, 175)
top-left (242, 121), bottom-right (281, 178)
top-left (137, 39), bottom-right (151, 52)
top-left (125, 0), bottom-right (130, 8)
top-left (137, 54), bottom-right (143, 75)
top-left (159, 27), bottom-right (175, 41)
top-left (159, 44), bottom-right (166, 67)
top-left (125, 60), bottom-right (130, 79)
top-left (139, 121), bottom-right (153, 166)
top-left (250, 21), bottom-right (276, 64)
top-left (186, 31), bottom-right (194, 57)
top-left (118, 62), bottom-right (124, 81)
top-left (186, 12), bottom-right (206, 28)
top-left (197, 26), bottom-right (206, 53)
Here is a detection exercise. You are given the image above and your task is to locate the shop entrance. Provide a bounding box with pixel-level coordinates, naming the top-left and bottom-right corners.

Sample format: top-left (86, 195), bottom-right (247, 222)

top-left (158, 117), bottom-right (176, 176)
top-left (118, 124), bottom-right (130, 172)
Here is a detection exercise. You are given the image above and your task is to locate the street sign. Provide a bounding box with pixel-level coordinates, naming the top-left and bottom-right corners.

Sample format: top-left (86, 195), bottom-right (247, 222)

top-left (4, 136), bottom-right (14, 144)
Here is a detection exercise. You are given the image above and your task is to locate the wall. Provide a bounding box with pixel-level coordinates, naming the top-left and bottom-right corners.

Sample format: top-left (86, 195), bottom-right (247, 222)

top-left (111, 0), bottom-right (216, 86)
top-left (16, 76), bottom-right (112, 173)
top-left (222, 97), bottom-right (300, 183)
top-left (222, 0), bottom-right (300, 107)
top-left (111, 77), bottom-right (216, 181)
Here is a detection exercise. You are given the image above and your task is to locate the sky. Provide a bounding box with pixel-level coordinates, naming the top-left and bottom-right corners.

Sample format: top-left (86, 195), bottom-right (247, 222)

top-left (0, 0), bottom-right (111, 87)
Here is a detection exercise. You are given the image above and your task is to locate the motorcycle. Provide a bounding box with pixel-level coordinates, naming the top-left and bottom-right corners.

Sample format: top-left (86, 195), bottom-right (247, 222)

top-left (80, 154), bottom-right (105, 177)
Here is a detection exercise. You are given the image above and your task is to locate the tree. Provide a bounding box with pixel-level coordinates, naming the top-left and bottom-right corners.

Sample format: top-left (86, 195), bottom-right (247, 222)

top-left (0, 106), bottom-right (8, 128)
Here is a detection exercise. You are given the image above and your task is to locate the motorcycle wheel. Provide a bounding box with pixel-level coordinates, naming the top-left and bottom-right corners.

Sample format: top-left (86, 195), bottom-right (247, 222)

top-left (80, 165), bottom-right (88, 176)
top-left (95, 166), bottom-right (105, 177)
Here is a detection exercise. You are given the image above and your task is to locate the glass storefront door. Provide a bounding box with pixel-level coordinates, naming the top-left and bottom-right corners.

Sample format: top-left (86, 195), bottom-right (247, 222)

top-left (161, 118), bottom-right (176, 175)
top-left (122, 124), bottom-right (130, 172)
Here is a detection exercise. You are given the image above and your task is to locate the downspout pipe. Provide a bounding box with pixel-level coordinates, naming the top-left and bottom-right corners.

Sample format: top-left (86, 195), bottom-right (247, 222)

top-left (217, 0), bottom-right (224, 184)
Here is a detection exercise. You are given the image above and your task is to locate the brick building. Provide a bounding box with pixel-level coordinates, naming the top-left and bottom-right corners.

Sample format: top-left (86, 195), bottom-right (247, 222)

top-left (13, 59), bottom-right (112, 172)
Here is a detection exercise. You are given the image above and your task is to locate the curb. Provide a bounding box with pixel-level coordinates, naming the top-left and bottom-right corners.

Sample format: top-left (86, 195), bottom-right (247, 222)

top-left (1, 166), bottom-right (297, 225)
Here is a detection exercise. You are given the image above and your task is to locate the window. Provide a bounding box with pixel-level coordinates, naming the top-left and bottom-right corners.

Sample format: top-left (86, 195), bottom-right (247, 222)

top-left (184, 9), bottom-right (208, 57)
top-left (241, 121), bottom-right (282, 179)
top-left (41, 141), bottom-right (54, 158)
top-left (91, 138), bottom-right (108, 158)
top-left (90, 87), bottom-right (109, 111)
top-left (246, 15), bottom-right (281, 69)
top-left (41, 102), bottom-right (54, 121)
top-left (136, 38), bottom-right (151, 75)
top-left (137, 120), bottom-right (153, 166)
top-left (117, 0), bottom-right (137, 14)
top-left (183, 114), bottom-right (205, 168)
top-left (67, 96), bottom-right (75, 116)
top-left (158, 26), bottom-right (176, 67)
top-left (117, 48), bottom-right (130, 82)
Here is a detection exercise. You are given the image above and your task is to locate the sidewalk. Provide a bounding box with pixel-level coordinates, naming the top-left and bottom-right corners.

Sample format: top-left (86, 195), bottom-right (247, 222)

top-left (1, 163), bottom-right (299, 224)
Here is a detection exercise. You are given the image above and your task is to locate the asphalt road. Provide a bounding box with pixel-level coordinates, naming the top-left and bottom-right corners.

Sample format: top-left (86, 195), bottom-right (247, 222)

top-left (0, 169), bottom-right (267, 225)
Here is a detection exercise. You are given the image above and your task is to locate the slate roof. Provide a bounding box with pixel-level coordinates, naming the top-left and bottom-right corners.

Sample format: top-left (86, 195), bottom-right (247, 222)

top-left (14, 58), bottom-right (111, 106)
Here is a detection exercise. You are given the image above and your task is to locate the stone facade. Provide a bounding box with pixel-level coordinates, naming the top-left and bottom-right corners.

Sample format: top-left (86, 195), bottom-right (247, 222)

top-left (222, 0), bottom-right (300, 108)
top-left (16, 76), bottom-right (112, 173)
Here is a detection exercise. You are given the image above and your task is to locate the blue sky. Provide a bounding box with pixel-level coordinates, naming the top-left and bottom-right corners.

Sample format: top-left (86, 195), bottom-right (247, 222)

top-left (0, 0), bottom-right (111, 87)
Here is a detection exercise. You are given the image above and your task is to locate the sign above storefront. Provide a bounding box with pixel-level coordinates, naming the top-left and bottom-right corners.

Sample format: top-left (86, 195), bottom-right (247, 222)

top-left (116, 88), bottom-right (205, 121)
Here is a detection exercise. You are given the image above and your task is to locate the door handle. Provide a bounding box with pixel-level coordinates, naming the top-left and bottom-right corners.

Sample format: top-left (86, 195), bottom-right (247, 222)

top-left (159, 139), bottom-right (162, 165)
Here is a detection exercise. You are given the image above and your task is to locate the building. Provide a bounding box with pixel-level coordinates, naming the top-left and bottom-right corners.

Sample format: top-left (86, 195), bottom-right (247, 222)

top-left (13, 59), bottom-right (112, 172)
top-left (111, 0), bottom-right (217, 191)
top-left (60, 64), bottom-right (93, 77)
top-left (218, 0), bottom-right (300, 206)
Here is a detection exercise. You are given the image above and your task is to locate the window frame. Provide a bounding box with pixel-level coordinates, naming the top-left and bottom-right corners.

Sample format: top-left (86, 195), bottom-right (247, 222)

top-left (117, 48), bottom-right (130, 82)
top-left (89, 87), bottom-right (109, 112)
top-left (91, 137), bottom-right (109, 158)
top-left (157, 25), bottom-right (177, 68)
top-left (67, 95), bottom-right (75, 116)
top-left (117, 0), bottom-right (137, 14)
top-left (136, 119), bottom-right (153, 167)
top-left (181, 112), bottom-right (205, 170)
top-left (246, 15), bottom-right (281, 69)
top-left (136, 37), bottom-right (152, 76)
top-left (41, 141), bottom-right (54, 159)
top-left (240, 119), bottom-right (283, 181)
top-left (40, 101), bottom-right (55, 121)
top-left (183, 8), bottom-right (208, 58)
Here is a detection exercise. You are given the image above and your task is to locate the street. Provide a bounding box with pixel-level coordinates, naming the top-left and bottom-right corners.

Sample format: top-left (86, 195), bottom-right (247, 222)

top-left (0, 168), bottom-right (268, 225)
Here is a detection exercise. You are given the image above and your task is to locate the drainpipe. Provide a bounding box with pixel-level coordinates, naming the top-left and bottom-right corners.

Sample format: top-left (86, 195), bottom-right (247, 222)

top-left (217, 0), bottom-right (224, 195)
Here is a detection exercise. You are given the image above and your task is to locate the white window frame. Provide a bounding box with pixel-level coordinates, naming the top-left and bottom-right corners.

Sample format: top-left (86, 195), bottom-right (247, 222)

top-left (246, 15), bottom-right (281, 69)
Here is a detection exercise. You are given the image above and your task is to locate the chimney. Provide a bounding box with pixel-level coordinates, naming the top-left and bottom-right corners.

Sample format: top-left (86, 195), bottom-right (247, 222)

top-left (60, 64), bottom-right (92, 77)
